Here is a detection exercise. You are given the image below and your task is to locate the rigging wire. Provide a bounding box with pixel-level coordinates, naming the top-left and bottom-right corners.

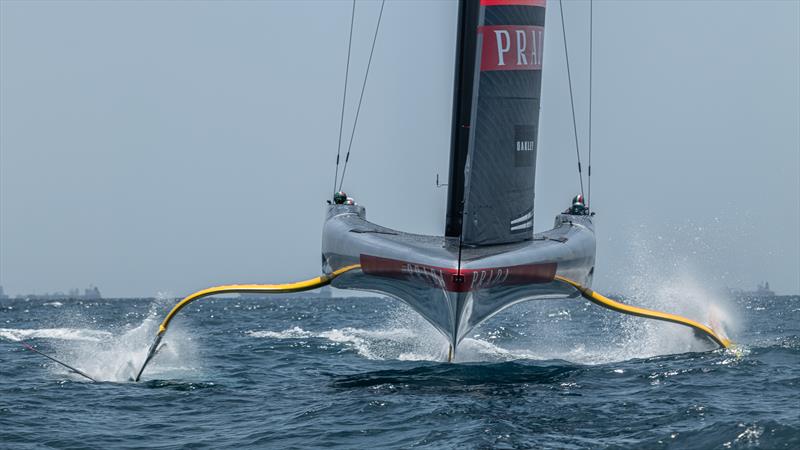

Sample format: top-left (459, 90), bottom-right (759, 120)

top-left (338, 0), bottom-right (386, 192)
top-left (588, 0), bottom-right (593, 211)
top-left (559, 0), bottom-right (585, 200)
top-left (332, 0), bottom-right (356, 196)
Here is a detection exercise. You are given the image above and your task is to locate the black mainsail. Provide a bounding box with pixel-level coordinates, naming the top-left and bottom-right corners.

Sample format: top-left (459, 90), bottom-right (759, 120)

top-left (448, 0), bottom-right (546, 247)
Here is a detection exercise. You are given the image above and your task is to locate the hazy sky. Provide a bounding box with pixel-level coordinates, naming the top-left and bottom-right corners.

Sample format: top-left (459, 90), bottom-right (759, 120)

top-left (1, 0), bottom-right (798, 297)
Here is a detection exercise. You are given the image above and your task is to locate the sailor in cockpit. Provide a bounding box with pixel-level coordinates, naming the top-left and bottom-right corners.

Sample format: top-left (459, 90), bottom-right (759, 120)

top-left (565, 194), bottom-right (588, 215)
top-left (332, 191), bottom-right (356, 206)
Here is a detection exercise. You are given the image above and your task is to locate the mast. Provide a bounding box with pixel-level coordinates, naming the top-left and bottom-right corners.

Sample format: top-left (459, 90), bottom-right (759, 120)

top-left (445, 0), bottom-right (481, 239)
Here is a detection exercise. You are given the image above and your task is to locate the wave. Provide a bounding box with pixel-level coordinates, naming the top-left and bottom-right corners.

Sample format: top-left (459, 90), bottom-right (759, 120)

top-left (248, 326), bottom-right (450, 361)
top-left (642, 420), bottom-right (800, 449)
top-left (0, 327), bottom-right (112, 342)
top-left (331, 360), bottom-right (581, 388)
top-left (247, 327), bottom-right (313, 339)
top-left (244, 322), bottom-right (748, 365)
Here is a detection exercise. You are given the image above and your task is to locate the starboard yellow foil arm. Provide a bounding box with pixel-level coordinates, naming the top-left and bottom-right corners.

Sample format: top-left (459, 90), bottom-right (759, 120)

top-left (554, 275), bottom-right (732, 349)
top-left (133, 264), bottom-right (361, 381)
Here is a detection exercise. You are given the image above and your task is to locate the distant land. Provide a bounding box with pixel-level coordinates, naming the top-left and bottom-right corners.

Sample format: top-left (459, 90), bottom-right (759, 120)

top-left (726, 281), bottom-right (777, 298)
top-left (0, 285), bottom-right (101, 301)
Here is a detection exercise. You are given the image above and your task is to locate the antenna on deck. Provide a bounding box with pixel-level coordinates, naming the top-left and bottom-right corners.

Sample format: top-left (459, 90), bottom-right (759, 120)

top-left (436, 173), bottom-right (448, 188)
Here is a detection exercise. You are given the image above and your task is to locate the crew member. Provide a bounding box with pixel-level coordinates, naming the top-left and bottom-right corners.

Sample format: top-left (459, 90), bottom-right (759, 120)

top-left (565, 194), bottom-right (587, 215)
top-left (333, 191), bottom-right (347, 205)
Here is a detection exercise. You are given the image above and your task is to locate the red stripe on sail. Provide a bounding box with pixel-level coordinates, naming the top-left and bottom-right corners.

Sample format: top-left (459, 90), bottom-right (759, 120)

top-left (479, 25), bottom-right (544, 72)
top-left (481, 0), bottom-right (546, 7)
top-left (360, 254), bottom-right (556, 293)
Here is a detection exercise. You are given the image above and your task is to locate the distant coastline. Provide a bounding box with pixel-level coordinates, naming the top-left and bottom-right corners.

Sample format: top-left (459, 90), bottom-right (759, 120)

top-left (727, 282), bottom-right (778, 298)
top-left (0, 285), bottom-right (101, 301)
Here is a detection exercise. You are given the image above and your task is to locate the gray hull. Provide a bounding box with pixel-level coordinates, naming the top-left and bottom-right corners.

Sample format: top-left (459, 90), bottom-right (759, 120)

top-left (321, 204), bottom-right (596, 349)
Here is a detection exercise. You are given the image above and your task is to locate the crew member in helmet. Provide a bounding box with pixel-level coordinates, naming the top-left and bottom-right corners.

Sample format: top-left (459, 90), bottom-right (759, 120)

top-left (333, 191), bottom-right (348, 205)
top-left (565, 194), bottom-right (587, 215)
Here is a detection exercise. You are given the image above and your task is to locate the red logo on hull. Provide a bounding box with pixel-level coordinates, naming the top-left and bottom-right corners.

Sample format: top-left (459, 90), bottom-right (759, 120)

top-left (480, 25), bottom-right (544, 72)
top-left (360, 254), bottom-right (556, 293)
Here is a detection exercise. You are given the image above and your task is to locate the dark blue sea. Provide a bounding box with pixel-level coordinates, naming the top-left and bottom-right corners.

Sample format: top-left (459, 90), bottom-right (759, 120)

top-left (2, 289), bottom-right (798, 449)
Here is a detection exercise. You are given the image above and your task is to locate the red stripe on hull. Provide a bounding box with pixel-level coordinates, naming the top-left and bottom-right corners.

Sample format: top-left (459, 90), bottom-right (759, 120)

top-left (359, 254), bottom-right (556, 293)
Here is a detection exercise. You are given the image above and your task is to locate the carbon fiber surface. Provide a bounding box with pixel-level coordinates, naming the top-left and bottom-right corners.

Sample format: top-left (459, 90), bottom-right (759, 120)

top-left (460, 1), bottom-right (546, 245)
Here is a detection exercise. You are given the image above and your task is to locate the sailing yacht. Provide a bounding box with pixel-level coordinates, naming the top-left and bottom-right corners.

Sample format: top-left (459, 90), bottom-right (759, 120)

top-left (323, 0), bottom-right (593, 360)
top-left (131, 0), bottom-right (729, 381)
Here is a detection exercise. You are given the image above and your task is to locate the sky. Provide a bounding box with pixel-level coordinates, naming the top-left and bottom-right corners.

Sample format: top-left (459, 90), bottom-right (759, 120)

top-left (1, 0), bottom-right (798, 297)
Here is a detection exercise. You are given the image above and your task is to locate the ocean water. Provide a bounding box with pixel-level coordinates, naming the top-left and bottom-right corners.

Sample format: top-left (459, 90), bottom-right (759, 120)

top-left (1, 289), bottom-right (798, 449)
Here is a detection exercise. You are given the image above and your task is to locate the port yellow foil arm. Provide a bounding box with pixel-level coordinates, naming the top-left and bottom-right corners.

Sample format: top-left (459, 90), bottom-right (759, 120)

top-left (134, 264), bottom-right (361, 381)
top-left (555, 275), bottom-right (731, 349)
top-left (157, 264), bottom-right (360, 334)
